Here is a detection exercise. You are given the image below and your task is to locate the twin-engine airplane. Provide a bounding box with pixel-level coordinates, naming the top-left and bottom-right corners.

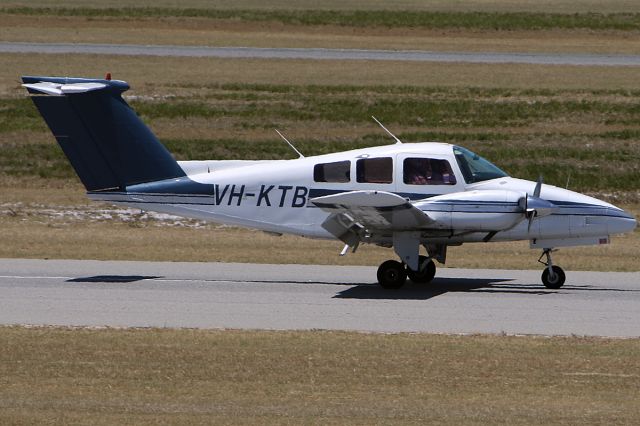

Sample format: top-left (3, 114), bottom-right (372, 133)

top-left (23, 76), bottom-right (637, 289)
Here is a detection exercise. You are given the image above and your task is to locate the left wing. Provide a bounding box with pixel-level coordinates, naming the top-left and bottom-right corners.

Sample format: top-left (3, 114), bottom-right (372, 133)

top-left (310, 190), bottom-right (432, 246)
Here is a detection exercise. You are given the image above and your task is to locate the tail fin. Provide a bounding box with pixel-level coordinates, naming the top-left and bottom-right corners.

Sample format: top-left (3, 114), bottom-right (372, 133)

top-left (22, 76), bottom-right (185, 191)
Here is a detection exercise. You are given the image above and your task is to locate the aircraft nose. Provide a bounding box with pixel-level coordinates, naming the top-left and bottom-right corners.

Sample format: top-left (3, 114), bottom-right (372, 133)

top-left (608, 207), bottom-right (637, 235)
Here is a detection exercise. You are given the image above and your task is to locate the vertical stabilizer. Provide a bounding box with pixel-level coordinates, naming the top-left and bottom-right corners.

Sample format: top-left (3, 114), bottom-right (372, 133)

top-left (22, 76), bottom-right (185, 191)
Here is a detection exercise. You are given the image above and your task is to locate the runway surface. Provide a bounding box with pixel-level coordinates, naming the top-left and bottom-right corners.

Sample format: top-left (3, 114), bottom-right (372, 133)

top-left (1, 258), bottom-right (639, 337)
top-left (3, 42), bottom-right (640, 66)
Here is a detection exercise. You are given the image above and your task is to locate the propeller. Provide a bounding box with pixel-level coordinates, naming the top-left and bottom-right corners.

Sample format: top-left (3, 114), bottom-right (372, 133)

top-left (518, 176), bottom-right (558, 233)
top-left (533, 175), bottom-right (542, 198)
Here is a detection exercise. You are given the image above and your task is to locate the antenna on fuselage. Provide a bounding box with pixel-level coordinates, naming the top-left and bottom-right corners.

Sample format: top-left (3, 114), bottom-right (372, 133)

top-left (274, 129), bottom-right (304, 158)
top-left (372, 116), bottom-right (402, 144)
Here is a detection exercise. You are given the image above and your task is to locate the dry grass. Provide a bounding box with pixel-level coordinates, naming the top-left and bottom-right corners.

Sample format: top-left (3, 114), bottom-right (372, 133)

top-left (1, 185), bottom-right (637, 272)
top-left (3, 14), bottom-right (640, 54)
top-left (4, 53), bottom-right (640, 99)
top-left (4, 0), bottom-right (640, 13)
top-left (1, 218), bottom-right (636, 271)
top-left (0, 212), bottom-right (388, 267)
top-left (0, 218), bottom-right (640, 271)
top-left (1, 327), bottom-right (640, 424)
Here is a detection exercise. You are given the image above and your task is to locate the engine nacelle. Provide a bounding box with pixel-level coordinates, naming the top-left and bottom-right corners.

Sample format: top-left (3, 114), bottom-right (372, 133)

top-left (415, 190), bottom-right (526, 231)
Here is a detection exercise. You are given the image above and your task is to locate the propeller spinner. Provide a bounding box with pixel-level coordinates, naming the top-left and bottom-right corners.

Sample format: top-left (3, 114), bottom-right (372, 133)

top-left (518, 176), bottom-right (558, 233)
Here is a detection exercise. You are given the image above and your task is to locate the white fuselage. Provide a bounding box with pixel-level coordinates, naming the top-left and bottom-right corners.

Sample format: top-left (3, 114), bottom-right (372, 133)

top-left (89, 143), bottom-right (636, 248)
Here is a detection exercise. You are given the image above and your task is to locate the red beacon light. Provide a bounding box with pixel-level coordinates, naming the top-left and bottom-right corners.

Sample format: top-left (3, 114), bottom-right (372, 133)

top-left (105, 72), bottom-right (112, 81)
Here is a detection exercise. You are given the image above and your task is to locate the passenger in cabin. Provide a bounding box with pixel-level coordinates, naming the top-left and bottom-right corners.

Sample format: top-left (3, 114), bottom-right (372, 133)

top-left (404, 158), bottom-right (456, 185)
top-left (404, 158), bottom-right (432, 185)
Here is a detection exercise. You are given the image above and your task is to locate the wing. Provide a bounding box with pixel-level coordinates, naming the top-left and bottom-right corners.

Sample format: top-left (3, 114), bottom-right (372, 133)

top-left (310, 190), bottom-right (432, 245)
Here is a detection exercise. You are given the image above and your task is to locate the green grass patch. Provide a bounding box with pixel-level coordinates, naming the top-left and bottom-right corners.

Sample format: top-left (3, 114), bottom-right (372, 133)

top-left (1, 326), bottom-right (640, 424)
top-left (486, 146), bottom-right (640, 191)
top-left (133, 84), bottom-right (640, 128)
top-left (10, 137), bottom-right (634, 193)
top-left (0, 98), bottom-right (47, 133)
top-left (163, 138), bottom-right (640, 192)
top-left (4, 84), bottom-right (640, 195)
top-left (164, 138), bottom-right (380, 160)
top-left (4, 7), bottom-right (640, 31)
top-left (600, 129), bottom-right (640, 139)
top-left (0, 141), bottom-right (73, 179)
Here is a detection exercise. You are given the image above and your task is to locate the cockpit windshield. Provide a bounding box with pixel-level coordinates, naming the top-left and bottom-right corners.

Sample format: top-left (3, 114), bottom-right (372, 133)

top-left (453, 146), bottom-right (509, 184)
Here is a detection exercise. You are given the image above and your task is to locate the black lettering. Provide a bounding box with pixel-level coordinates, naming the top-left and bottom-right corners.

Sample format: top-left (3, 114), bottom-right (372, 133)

top-left (214, 184), bottom-right (229, 205)
top-left (292, 186), bottom-right (308, 208)
top-left (278, 185), bottom-right (293, 207)
top-left (257, 185), bottom-right (274, 206)
top-left (228, 184), bottom-right (245, 206)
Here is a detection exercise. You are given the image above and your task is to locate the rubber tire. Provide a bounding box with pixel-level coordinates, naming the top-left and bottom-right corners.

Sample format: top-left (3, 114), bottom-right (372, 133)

top-left (541, 265), bottom-right (566, 289)
top-left (407, 255), bottom-right (436, 284)
top-left (377, 260), bottom-right (407, 289)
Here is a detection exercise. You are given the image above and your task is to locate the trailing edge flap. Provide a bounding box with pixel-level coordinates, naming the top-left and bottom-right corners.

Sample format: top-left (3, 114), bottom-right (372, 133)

top-left (311, 190), bottom-right (432, 240)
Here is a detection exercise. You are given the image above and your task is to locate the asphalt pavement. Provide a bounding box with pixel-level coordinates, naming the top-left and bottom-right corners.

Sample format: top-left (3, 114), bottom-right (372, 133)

top-left (3, 42), bottom-right (640, 66)
top-left (1, 258), bottom-right (639, 336)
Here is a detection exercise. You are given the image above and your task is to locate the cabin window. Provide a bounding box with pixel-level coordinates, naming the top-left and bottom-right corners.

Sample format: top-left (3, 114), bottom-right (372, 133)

top-left (313, 161), bottom-right (351, 183)
top-left (356, 157), bottom-right (393, 184)
top-left (403, 158), bottom-right (457, 185)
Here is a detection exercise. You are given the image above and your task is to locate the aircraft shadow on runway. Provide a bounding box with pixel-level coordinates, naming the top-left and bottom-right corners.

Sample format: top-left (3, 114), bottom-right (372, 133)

top-left (64, 275), bottom-right (355, 286)
top-left (63, 275), bottom-right (639, 299)
top-left (67, 275), bottom-right (162, 283)
top-left (334, 277), bottom-right (562, 300)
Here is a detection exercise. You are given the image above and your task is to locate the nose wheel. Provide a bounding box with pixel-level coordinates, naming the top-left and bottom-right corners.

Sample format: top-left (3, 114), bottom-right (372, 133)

top-left (377, 256), bottom-right (436, 289)
top-left (538, 249), bottom-right (566, 289)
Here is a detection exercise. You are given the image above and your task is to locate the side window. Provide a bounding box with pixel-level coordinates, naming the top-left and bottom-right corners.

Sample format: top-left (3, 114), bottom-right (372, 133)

top-left (356, 157), bottom-right (393, 184)
top-left (313, 161), bottom-right (350, 183)
top-left (403, 158), bottom-right (457, 185)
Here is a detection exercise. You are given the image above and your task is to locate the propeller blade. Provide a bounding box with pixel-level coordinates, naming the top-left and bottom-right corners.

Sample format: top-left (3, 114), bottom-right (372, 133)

top-left (521, 176), bottom-right (556, 234)
top-left (518, 196), bottom-right (535, 231)
top-left (527, 210), bottom-right (536, 233)
top-left (533, 175), bottom-right (543, 198)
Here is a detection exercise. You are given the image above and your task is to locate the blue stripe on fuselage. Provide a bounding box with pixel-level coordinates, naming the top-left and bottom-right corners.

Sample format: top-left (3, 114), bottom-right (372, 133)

top-left (90, 181), bottom-right (631, 220)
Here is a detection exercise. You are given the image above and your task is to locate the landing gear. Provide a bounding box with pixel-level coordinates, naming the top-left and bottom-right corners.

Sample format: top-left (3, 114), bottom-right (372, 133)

top-left (377, 260), bottom-right (407, 289)
top-left (407, 255), bottom-right (436, 284)
top-left (538, 248), bottom-right (566, 289)
top-left (542, 266), bottom-right (565, 289)
top-left (376, 256), bottom-right (437, 289)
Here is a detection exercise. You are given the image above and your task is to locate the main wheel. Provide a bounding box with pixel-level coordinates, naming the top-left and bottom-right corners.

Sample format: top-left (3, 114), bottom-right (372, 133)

top-left (407, 255), bottom-right (436, 284)
top-left (541, 265), bottom-right (566, 289)
top-left (377, 260), bottom-right (407, 289)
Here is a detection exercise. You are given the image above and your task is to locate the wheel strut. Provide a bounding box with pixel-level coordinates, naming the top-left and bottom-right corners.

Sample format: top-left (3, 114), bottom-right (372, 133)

top-left (538, 248), bottom-right (556, 279)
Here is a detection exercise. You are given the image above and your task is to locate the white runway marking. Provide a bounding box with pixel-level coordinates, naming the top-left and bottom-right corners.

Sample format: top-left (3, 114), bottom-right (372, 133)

top-left (1, 258), bottom-right (639, 337)
top-left (0, 275), bottom-right (72, 280)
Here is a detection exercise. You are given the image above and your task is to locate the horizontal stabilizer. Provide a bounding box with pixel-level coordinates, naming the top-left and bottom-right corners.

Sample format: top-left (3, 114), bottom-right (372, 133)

top-left (22, 82), bottom-right (107, 95)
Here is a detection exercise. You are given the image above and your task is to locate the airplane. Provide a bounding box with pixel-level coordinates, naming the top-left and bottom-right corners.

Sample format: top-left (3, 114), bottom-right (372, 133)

top-left (22, 75), bottom-right (637, 289)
